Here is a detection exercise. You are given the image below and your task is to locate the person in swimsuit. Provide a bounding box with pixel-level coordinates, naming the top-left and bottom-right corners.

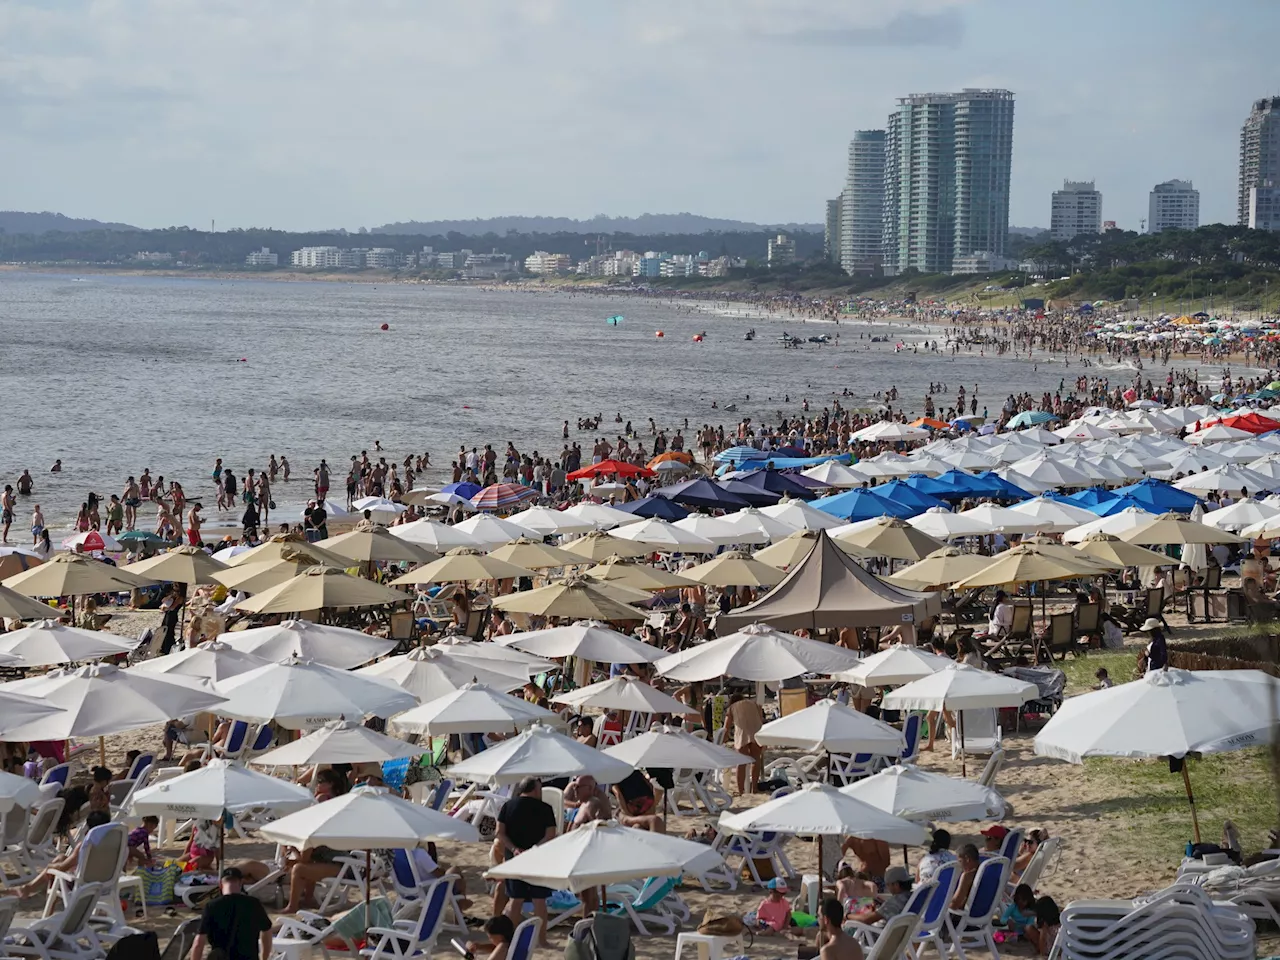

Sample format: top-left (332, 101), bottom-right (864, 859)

top-left (122, 476), bottom-right (141, 530)
top-left (104, 496), bottom-right (123, 535)
top-left (188, 503), bottom-right (204, 546)
top-left (30, 504), bottom-right (44, 544)
top-left (1, 485), bottom-right (14, 544)
top-left (16, 470), bottom-right (33, 496)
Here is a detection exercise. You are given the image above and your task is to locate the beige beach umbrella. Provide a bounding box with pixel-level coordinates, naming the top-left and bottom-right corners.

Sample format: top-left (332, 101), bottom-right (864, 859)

top-left (753, 530), bottom-right (821, 569)
top-left (834, 516), bottom-right (946, 562)
top-left (950, 544), bottom-right (1110, 590)
top-left (585, 557), bottom-right (697, 591)
top-left (3, 553), bottom-right (152, 597)
top-left (1071, 533), bottom-right (1175, 568)
top-left (1119, 512), bottom-right (1247, 546)
top-left (1020, 535), bottom-right (1123, 571)
top-left (487, 538), bottom-right (581, 569)
top-left (0, 583), bottom-right (62, 621)
top-left (885, 547), bottom-right (994, 589)
top-left (213, 552), bottom-right (338, 594)
top-left (122, 545), bottom-right (229, 585)
top-left (224, 534), bottom-right (354, 569)
top-left (315, 526), bottom-right (439, 565)
top-left (680, 550), bottom-right (786, 587)
top-left (389, 547), bottom-right (534, 586)
top-left (560, 531), bottom-right (652, 562)
top-left (492, 576), bottom-right (646, 621)
top-left (234, 566), bottom-right (410, 614)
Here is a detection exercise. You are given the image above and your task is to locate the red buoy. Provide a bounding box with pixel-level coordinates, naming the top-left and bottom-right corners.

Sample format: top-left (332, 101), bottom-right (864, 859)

top-left (693, 334), bottom-right (703, 342)
top-left (655, 330), bottom-right (665, 338)
top-left (380, 323), bottom-right (389, 331)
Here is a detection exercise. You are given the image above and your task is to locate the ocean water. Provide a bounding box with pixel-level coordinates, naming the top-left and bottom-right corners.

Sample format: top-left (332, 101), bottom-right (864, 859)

top-left (0, 271), bottom-right (1072, 528)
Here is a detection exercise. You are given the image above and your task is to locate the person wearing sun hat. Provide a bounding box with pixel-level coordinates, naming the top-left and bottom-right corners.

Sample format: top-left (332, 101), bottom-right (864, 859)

top-left (1136, 617), bottom-right (1167, 674)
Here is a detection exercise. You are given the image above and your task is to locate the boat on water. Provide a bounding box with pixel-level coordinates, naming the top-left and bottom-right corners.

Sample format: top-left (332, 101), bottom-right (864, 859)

top-left (744, 329), bottom-right (756, 341)
top-left (807, 335), bottom-right (831, 344)
top-left (778, 333), bottom-right (803, 348)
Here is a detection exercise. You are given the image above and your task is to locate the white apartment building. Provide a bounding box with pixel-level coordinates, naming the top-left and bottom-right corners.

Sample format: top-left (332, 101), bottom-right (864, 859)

top-left (697, 256), bottom-right (732, 278)
top-left (524, 251), bottom-right (572, 275)
top-left (767, 234), bottom-right (795, 267)
top-left (951, 251), bottom-right (1018, 274)
top-left (1050, 181), bottom-right (1102, 241)
top-left (245, 247), bottom-right (278, 266)
top-left (603, 251), bottom-right (639, 277)
top-left (365, 248), bottom-right (399, 269)
top-left (1148, 180), bottom-right (1200, 233)
top-left (290, 246), bottom-right (341, 268)
top-left (841, 130), bottom-right (885, 274)
top-left (334, 248), bottom-right (368, 268)
top-left (1240, 96), bottom-right (1280, 229)
top-left (1248, 186), bottom-right (1280, 232)
top-left (659, 255), bottom-right (695, 278)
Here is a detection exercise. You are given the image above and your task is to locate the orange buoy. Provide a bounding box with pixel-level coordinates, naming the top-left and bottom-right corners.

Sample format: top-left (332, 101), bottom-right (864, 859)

top-left (655, 330), bottom-right (665, 338)
top-left (380, 323), bottom-right (389, 331)
top-left (693, 334), bottom-right (703, 342)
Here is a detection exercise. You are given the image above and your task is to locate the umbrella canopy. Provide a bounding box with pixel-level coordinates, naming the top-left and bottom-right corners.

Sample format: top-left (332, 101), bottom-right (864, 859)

top-left (1111, 478), bottom-right (1202, 513)
top-left (355, 646), bottom-right (529, 700)
top-left (603, 726), bottom-right (752, 772)
top-left (850, 422), bottom-right (930, 443)
top-left (487, 820), bottom-right (723, 892)
top-left (491, 577), bottom-right (645, 621)
top-left (568, 460), bottom-right (655, 481)
top-left (1073, 533), bottom-right (1179, 568)
top-left (881, 665), bottom-right (1038, 712)
top-left (224, 535), bottom-right (354, 569)
top-left (656, 622), bottom-right (860, 682)
top-left (1204, 499), bottom-right (1280, 532)
top-left (216, 619), bottom-right (396, 669)
top-left (0, 584), bottom-right (63, 621)
top-left (0, 690), bottom-right (69, 740)
top-left (129, 758), bottom-right (314, 819)
top-left (1119, 512), bottom-right (1245, 546)
top-left (455, 514), bottom-right (541, 547)
top-left (864, 481), bottom-right (947, 513)
top-left (447, 723), bottom-right (635, 785)
top-left (719, 782), bottom-right (926, 845)
top-left (350, 496), bottom-right (407, 521)
top-left (122, 546), bottom-right (228, 585)
top-left (753, 530), bottom-right (821, 569)
top-left (509, 506), bottom-right (597, 537)
top-left (681, 550), bottom-right (786, 588)
top-left (260, 785), bottom-right (479, 849)
top-left (905, 508), bottom-right (989, 540)
top-left (390, 547), bottom-right (534, 585)
top-left (131, 638), bottom-right (270, 683)
top-left (755, 700), bottom-right (906, 755)
top-left (837, 643), bottom-right (957, 687)
top-left (315, 527), bottom-right (438, 565)
top-left (0, 619), bottom-right (135, 666)
top-left (62, 530), bottom-right (123, 553)
top-left (0, 662), bottom-right (225, 739)
top-left (671, 514), bottom-right (758, 546)
top-left (716, 479), bottom-right (782, 507)
top-left (613, 496), bottom-right (690, 522)
top-left (1187, 424), bottom-right (1253, 444)
top-left (949, 544), bottom-right (1109, 590)
top-left (715, 508), bottom-right (799, 544)
top-left (235, 566), bottom-right (410, 613)
top-left (389, 518), bottom-right (483, 552)
top-left (1006, 496), bottom-right (1099, 532)
top-left (561, 502), bottom-right (647, 530)
top-left (585, 557), bottom-right (696, 591)
top-left (553, 676), bottom-right (696, 715)
top-left (840, 765), bottom-right (1006, 821)
top-left (1062, 505), bottom-right (1156, 543)
top-left (1173, 464), bottom-right (1274, 495)
top-left (471, 483), bottom-right (540, 511)
top-left (250, 719), bottom-right (423, 766)
top-left (497, 620), bottom-right (664, 663)
top-left (885, 548), bottom-right (994, 590)
top-left (802, 461), bottom-right (873, 488)
top-left (658, 477), bottom-right (750, 510)
top-left (3, 553), bottom-right (149, 596)
top-left (606, 519), bottom-right (717, 553)
top-left (391, 682), bottom-right (557, 735)
top-left (560, 531), bottom-right (652, 562)
top-left (215, 654), bottom-right (418, 728)
top-left (1007, 453), bottom-right (1092, 490)
top-left (759, 499), bottom-right (845, 532)
top-left (430, 638), bottom-right (558, 678)
top-left (487, 538), bottom-right (580, 570)
top-left (811, 488), bottom-right (916, 522)
top-left (834, 517), bottom-right (945, 562)
top-left (955, 504), bottom-right (1046, 535)
top-left (0, 769), bottom-right (45, 812)
top-left (213, 553), bottom-right (338, 594)
top-left (735, 470), bottom-right (815, 501)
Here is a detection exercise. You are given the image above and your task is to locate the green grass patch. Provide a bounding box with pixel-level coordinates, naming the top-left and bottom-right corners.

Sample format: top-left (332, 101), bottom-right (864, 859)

top-left (1058, 651), bottom-right (1138, 694)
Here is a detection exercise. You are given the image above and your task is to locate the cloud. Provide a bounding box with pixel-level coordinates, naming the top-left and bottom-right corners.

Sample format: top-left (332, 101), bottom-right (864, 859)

top-left (753, 9), bottom-right (967, 46)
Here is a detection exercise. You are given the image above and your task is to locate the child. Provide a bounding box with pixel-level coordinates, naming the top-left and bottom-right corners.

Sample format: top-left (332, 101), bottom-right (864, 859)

top-left (835, 865), bottom-right (877, 912)
top-left (87, 766), bottom-right (113, 815)
top-left (997, 884), bottom-right (1037, 932)
top-left (464, 914), bottom-right (514, 960)
top-left (127, 816), bottom-right (159, 868)
top-left (751, 877), bottom-right (793, 935)
top-left (1093, 668), bottom-right (1113, 689)
top-left (1027, 896), bottom-right (1061, 957)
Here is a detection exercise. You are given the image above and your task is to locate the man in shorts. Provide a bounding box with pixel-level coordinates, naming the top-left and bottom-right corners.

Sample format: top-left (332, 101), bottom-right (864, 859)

top-left (1, 485), bottom-right (14, 544)
top-left (494, 777), bottom-right (556, 947)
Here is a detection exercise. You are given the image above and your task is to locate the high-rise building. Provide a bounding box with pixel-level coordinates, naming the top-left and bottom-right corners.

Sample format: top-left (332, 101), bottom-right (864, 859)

top-left (767, 234), bottom-right (795, 268)
top-left (825, 197), bottom-right (843, 265)
top-left (1050, 180), bottom-right (1102, 242)
top-left (1148, 180), bottom-right (1200, 233)
top-left (840, 130), bottom-right (886, 274)
top-left (1240, 96), bottom-right (1280, 231)
top-left (882, 89), bottom-right (1015, 275)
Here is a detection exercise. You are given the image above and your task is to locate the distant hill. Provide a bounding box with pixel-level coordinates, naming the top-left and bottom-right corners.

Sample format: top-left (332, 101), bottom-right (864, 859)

top-left (1009, 225), bottom-right (1049, 237)
top-left (374, 213), bottom-right (823, 236)
top-left (0, 211), bottom-right (137, 234)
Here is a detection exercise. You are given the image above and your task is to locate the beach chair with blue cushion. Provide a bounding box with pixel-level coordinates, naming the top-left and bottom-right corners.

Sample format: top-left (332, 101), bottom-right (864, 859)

top-left (713, 829), bottom-right (795, 887)
top-left (358, 877), bottom-right (454, 960)
top-left (388, 849), bottom-right (467, 933)
top-left (272, 895), bottom-right (395, 960)
top-left (604, 876), bottom-right (681, 935)
top-left (945, 856), bottom-right (1010, 960)
top-left (507, 917), bottom-right (541, 960)
top-left (846, 878), bottom-right (934, 950)
top-left (908, 862), bottom-right (959, 960)
top-left (898, 714), bottom-right (922, 766)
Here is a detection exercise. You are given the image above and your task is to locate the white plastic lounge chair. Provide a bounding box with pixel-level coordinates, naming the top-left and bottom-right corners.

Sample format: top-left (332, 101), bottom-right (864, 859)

top-left (1, 799), bottom-right (63, 885)
top-left (865, 912), bottom-right (922, 960)
top-left (356, 876), bottom-right (454, 960)
top-left (846, 879), bottom-right (933, 951)
top-left (604, 875), bottom-right (688, 935)
top-left (42, 822), bottom-right (132, 929)
top-left (952, 709), bottom-right (1002, 759)
top-left (976, 748), bottom-right (1006, 789)
top-left (10, 882), bottom-right (130, 960)
top-left (713, 829), bottom-right (795, 886)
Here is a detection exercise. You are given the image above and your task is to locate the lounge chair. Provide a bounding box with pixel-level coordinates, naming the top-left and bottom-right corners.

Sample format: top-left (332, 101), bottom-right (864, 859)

top-left (864, 912), bottom-right (923, 960)
top-left (713, 829), bottom-right (795, 886)
top-left (1039, 612), bottom-right (1077, 662)
top-left (1242, 578), bottom-right (1279, 623)
top-left (897, 713), bottom-right (922, 766)
top-left (315, 851), bottom-right (387, 915)
top-left (568, 912), bottom-right (633, 960)
top-left (10, 882), bottom-right (125, 960)
top-left (354, 876), bottom-right (454, 960)
top-left (1, 799), bottom-right (63, 885)
top-left (951, 710), bottom-right (1001, 759)
top-left (908, 861), bottom-right (959, 960)
top-left (1016, 836), bottom-right (1061, 895)
top-left (846, 879), bottom-right (933, 950)
top-left (605, 876), bottom-right (688, 935)
top-left (761, 753), bottom-right (824, 791)
top-left (828, 752), bottom-right (877, 785)
top-left (976, 748), bottom-right (1006, 791)
top-left (1001, 666), bottom-right (1065, 726)
top-left (944, 856), bottom-right (1010, 960)
top-left (387, 849), bottom-right (467, 935)
top-left (42, 822), bottom-right (134, 930)
top-left (541, 786), bottom-right (565, 834)
top-left (1074, 601), bottom-right (1101, 646)
top-left (505, 917), bottom-right (540, 960)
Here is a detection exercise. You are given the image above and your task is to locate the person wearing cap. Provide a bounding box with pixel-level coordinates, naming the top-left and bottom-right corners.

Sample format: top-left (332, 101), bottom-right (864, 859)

top-left (847, 865), bottom-right (913, 927)
top-left (751, 877), bottom-right (793, 935)
top-left (191, 867), bottom-right (272, 960)
top-left (1137, 617), bottom-right (1167, 673)
top-left (980, 824), bottom-right (1009, 857)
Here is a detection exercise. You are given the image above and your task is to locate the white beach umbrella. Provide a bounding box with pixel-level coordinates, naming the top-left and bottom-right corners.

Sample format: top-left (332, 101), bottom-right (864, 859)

top-left (755, 700), bottom-right (906, 755)
top-left (1148, 446), bottom-right (1231, 479)
top-left (906, 508), bottom-right (988, 540)
top-left (801, 462), bottom-right (871, 488)
top-left (1174, 464), bottom-right (1275, 495)
top-left (716, 508), bottom-right (802, 545)
top-left (1008, 453), bottom-right (1094, 489)
top-left (835, 643), bottom-right (956, 687)
top-left (655, 623), bottom-right (861, 682)
top-left (956, 504), bottom-right (1047, 535)
top-left (1015, 426), bottom-right (1062, 446)
top-left (215, 654), bottom-right (418, 728)
top-left (850, 422), bottom-right (929, 443)
top-left (0, 691), bottom-right (68, 741)
top-left (130, 758), bottom-right (314, 820)
top-left (1006, 496), bottom-right (1099, 532)
top-left (719, 781), bottom-right (926, 846)
top-left (250, 719), bottom-right (423, 767)
top-left (1204, 499), bottom-right (1280, 533)
top-left (606, 518), bottom-right (717, 553)
top-left (0, 619), bottom-right (135, 667)
top-left (496, 621), bottom-right (665, 664)
top-left (355, 646), bottom-right (529, 701)
top-left (552, 676), bottom-right (697, 716)
top-left (509, 506), bottom-right (596, 537)
top-left (0, 769), bottom-right (44, 813)
top-left (260, 784), bottom-right (478, 849)
top-left (214, 619), bottom-right (396, 669)
top-left (1187, 424), bottom-right (1254, 444)
top-left (430, 637), bottom-right (558, 678)
top-left (840, 765), bottom-right (1007, 821)
top-left (391, 682), bottom-right (557, 736)
top-left (1213, 438), bottom-right (1278, 463)
top-left (453, 514), bottom-right (530, 548)
top-left (561, 502), bottom-right (645, 530)
top-left (1246, 455), bottom-right (1280, 487)
top-left (603, 725), bottom-right (752, 772)
top-left (131, 639), bottom-right (270, 683)
top-left (936, 450), bottom-right (1000, 472)
top-left (672, 515), bottom-right (758, 546)
top-left (350, 496), bottom-right (407, 522)
top-left (61, 530), bottom-right (123, 553)
top-left (487, 820), bottom-right (724, 892)
top-left (446, 723), bottom-right (635, 785)
top-left (0, 662), bottom-right (225, 740)
top-left (1053, 452), bottom-right (1136, 485)
top-left (1062, 506), bottom-right (1155, 543)
top-left (758, 500), bottom-right (846, 532)
top-left (388, 518), bottom-right (482, 552)
top-left (1054, 421), bottom-right (1114, 442)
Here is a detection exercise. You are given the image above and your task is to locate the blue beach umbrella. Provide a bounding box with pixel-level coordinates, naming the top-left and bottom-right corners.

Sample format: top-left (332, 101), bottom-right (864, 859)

top-left (811, 488), bottom-right (917, 522)
top-left (866, 480), bottom-right (946, 513)
top-left (716, 479), bottom-right (781, 506)
top-left (713, 446), bottom-right (769, 464)
top-left (1064, 486), bottom-right (1119, 508)
top-left (442, 481), bottom-right (482, 500)
top-left (657, 477), bottom-right (750, 510)
top-left (614, 496), bottom-right (689, 521)
top-left (1111, 477), bottom-right (1201, 513)
top-left (1085, 495), bottom-right (1156, 517)
top-left (902, 473), bottom-right (956, 497)
top-left (1006, 410), bottom-right (1059, 429)
top-left (974, 472), bottom-right (1032, 501)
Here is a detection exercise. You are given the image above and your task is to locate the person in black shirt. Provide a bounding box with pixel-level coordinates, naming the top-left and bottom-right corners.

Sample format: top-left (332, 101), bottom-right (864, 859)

top-left (494, 777), bottom-right (556, 946)
top-left (611, 770), bottom-right (665, 832)
top-left (1138, 618), bottom-right (1168, 673)
top-left (192, 867), bottom-right (271, 960)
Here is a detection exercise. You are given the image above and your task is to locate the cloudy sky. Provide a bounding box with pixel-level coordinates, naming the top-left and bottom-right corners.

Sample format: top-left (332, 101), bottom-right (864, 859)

top-left (2, 0), bottom-right (1275, 232)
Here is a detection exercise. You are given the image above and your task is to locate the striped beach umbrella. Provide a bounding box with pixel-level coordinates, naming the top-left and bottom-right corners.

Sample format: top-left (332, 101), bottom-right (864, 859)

top-left (470, 482), bottom-right (539, 511)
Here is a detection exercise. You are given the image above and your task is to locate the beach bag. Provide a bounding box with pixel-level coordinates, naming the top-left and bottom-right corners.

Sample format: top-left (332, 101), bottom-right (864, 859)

top-left (135, 860), bottom-right (182, 906)
top-left (698, 910), bottom-right (745, 937)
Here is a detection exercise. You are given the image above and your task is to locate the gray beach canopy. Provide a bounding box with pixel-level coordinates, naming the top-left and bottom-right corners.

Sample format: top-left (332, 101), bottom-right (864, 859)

top-left (717, 529), bottom-right (942, 632)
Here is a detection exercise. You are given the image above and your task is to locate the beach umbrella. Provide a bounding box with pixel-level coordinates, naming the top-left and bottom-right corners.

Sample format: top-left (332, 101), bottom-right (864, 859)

top-left (209, 542), bottom-right (257, 564)
top-left (841, 765), bottom-right (1007, 821)
top-left (833, 516), bottom-right (944, 562)
top-left (850, 422), bottom-right (930, 443)
top-left (216, 619), bottom-right (396, 669)
top-left (1006, 411), bottom-right (1058, 429)
top-left (1021, 535), bottom-right (1121, 571)
top-left (487, 538), bottom-right (579, 569)
top-left (649, 451), bottom-right (696, 470)
top-left (1085, 494), bottom-right (1162, 517)
top-left (753, 530), bottom-right (821, 569)
top-left (1054, 421), bottom-right (1114, 442)
top-left (453, 514), bottom-right (530, 548)
top-left (954, 503), bottom-right (1045, 535)
top-left (116, 531), bottom-right (168, 547)
top-left (470, 483), bottom-right (539, 511)
top-left (1173, 465), bottom-right (1275, 495)
top-left (213, 553), bottom-right (338, 594)
top-left (553, 676), bottom-right (697, 716)
top-left (0, 619), bottom-right (135, 666)
top-left (508, 506), bottom-right (597, 537)
top-left (0, 769), bottom-right (45, 812)
top-left (131, 638), bottom-right (270, 683)
top-left (755, 699), bottom-right (905, 755)
top-left (0, 688), bottom-right (68, 740)
top-left (568, 460), bottom-right (655, 481)
top-left (1063, 486), bottom-right (1120, 509)
top-left (430, 637), bottom-right (558, 678)
top-left (671, 514), bottom-right (757, 546)
top-left (0, 585), bottom-right (64, 622)
top-left (1149, 446), bottom-right (1232, 479)
top-left (446, 723), bottom-right (635, 785)
top-left (585, 557), bottom-right (696, 591)
top-left (355, 646), bottom-right (529, 700)
top-left (0, 662), bottom-right (225, 741)
top-left (760, 499), bottom-right (852, 532)
top-left (1119, 512), bottom-right (1246, 546)
top-left (811, 488), bottom-right (916, 522)
top-left (492, 577), bottom-right (645, 621)
top-left (61, 530), bottom-right (123, 553)
top-left (714, 508), bottom-right (799, 544)
top-left (2, 553), bottom-right (148, 597)
top-left (802, 461), bottom-right (872, 488)
top-left (314, 527), bottom-right (439, 565)
top-left (681, 550), bottom-right (786, 588)
top-left (215, 654), bottom-right (418, 728)
top-left (1007, 453), bottom-right (1093, 490)
top-left (904, 507), bottom-right (988, 540)
top-left (655, 622), bottom-right (860, 682)
top-left (250, 719), bottom-right (423, 767)
top-left (735, 470), bottom-right (814, 501)
top-left (1112, 477), bottom-right (1202, 512)
top-left (390, 547), bottom-right (534, 586)
top-left (235, 567), bottom-right (410, 613)
top-left (1187, 424), bottom-right (1253, 444)
top-left (865, 481), bottom-right (947, 513)
top-left (1180, 502), bottom-right (1210, 573)
top-left (121, 546), bottom-right (229, 584)
top-left (496, 620), bottom-right (664, 663)
top-left (606, 518), bottom-right (717, 553)
top-left (559, 531), bottom-right (652, 561)
top-left (658, 477), bottom-right (750, 510)
top-left (1062, 506), bottom-right (1156, 543)
top-left (349, 497), bottom-right (407, 524)
top-left (613, 497), bottom-right (689, 522)
top-left (561, 502), bottom-right (646, 530)
top-left (885, 547), bottom-right (993, 590)
top-left (391, 682), bottom-right (557, 736)
top-left (603, 725), bottom-right (751, 773)
top-left (388, 518), bottom-right (483, 552)
top-left (950, 545), bottom-right (1107, 590)
top-left (1007, 496), bottom-right (1101, 532)
top-left (1072, 533), bottom-right (1180, 568)
top-left (224, 534), bottom-right (355, 569)
top-left (836, 644), bottom-right (957, 687)
top-left (131, 758), bottom-right (313, 820)
top-left (1035, 668), bottom-right (1280, 842)
top-left (716, 478), bottom-right (782, 507)
top-left (442, 481), bottom-right (483, 500)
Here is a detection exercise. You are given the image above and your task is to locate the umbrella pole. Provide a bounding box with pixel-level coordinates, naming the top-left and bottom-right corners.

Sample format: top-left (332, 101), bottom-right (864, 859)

top-left (219, 819), bottom-right (225, 871)
top-left (365, 849), bottom-right (372, 925)
top-left (98, 736), bottom-right (106, 767)
top-left (959, 712), bottom-right (967, 778)
top-left (1182, 762), bottom-right (1202, 844)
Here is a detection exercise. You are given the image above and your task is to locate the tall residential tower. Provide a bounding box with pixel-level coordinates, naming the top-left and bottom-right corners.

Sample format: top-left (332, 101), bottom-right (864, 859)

top-left (840, 130), bottom-right (885, 274)
top-left (1050, 181), bottom-right (1102, 241)
top-left (1240, 96), bottom-right (1280, 232)
top-left (1148, 180), bottom-right (1200, 233)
